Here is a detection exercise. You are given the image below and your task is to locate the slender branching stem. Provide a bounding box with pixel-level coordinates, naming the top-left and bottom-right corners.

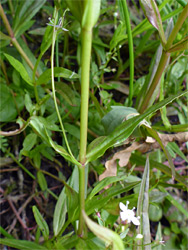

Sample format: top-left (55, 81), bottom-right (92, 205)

top-left (51, 10), bottom-right (75, 159)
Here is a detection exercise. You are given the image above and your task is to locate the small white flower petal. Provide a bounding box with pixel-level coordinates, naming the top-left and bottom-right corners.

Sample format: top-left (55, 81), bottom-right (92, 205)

top-left (131, 216), bottom-right (140, 226)
top-left (120, 211), bottom-right (128, 221)
top-left (136, 234), bottom-right (143, 239)
top-left (119, 202), bottom-right (128, 211)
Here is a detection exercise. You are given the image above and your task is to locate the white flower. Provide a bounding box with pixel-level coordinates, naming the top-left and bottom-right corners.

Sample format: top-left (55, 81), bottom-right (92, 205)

top-left (136, 234), bottom-right (143, 239)
top-left (119, 201), bottom-right (140, 226)
top-left (113, 12), bottom-right (118, 18)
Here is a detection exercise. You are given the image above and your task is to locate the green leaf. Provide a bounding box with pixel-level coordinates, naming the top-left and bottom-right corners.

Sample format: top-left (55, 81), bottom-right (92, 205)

top-left (139, 0), bottom-right (166, 46)
top-left (0, 238), bottom-right (48, 250)
top-left (86, 181), bottom-right (140, 216)
top-left (83, 211), bottom-right (124, 250)
top-left (22, 133), bottom-right (37, 151)
top-left (82, 1), bottom-right (101, 29)
top-left (65, 0), bottom-right (84, 23)
top-left (0, 227), bottom-right (14, 239)
top-left (4, 53), bottom-right (32, 85)
top-left (37, 171), bottom-right (48, 192)
top-left (137, 157), bottom-right (151, 249)
top-left (159, 186), bottom-right (188, 219)
top-left (167, 35), bottom-right (188, 53)
top-left (53, 187), bottom-right (67, 236)
top-left (56, 82), bottom-right (76, 106)
top-left (130, 153), bottom-right (187, 187)
top-left (30, 116), bottom-right (50, 143)
top-left (36, 67), bottom-right (79, 85)
top-left (167, 142), bottom-right (188, 163)
top-left (155, 223), bottom-right (163, 250)
top-left (44, 127), bottom-right (82, 167)
top-left (32, 206), bottom-right (49, 240)
top-left (86, 91), bottom-right (188, 163)
top-left (87, 175), bottom-right (131, 200)
top-left (0, 31), bottom-right (11, 40)
top-left (102, 106), bottom-right (138, 134)
top-left (65, 185), bottom-right (79, 222)
top-left (0, 84), bottom-right (24, 122)
top-left (141, 124), bottom-right (176, 179)
top-left (13, 0), bottom-right (46, 37)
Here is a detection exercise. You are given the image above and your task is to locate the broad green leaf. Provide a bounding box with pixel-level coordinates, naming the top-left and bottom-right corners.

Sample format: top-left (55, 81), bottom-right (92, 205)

top-left (83, 211), bottom-right (124, 250)
top-left (0, 84), bottom-right (24, 122)
top-left (137, 157), bottom-right (151, 250)
top-left (139, 0), bottom-right (166, 46)
top-left (53, 187), bottom-right (67, 236)
top-left (4, 53), bottom-right (32, 85)
top-left (0, 238), bottom-right (47, 250)
top-left (149, 204), bottom-right (163, 222)
top-left (86, 91), bottom-right (188, 163)
top-left (36, 67), bottom-right (79, 85)
top-left (102, 106), bottom-right (138, 134)
top-left (130, 153), bottom-right (187, 187)
top-left (22, 133), bottom-right (37, 151)
top-left (56, 82), bottom-right (76, 106)
top-left (32, 206), bottom-right (49, 240)
top-left (30, 116), bottom-right (50, 143)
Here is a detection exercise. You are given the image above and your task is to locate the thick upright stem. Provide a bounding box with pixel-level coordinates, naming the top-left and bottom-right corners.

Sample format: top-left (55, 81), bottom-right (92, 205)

top-left (78, 27), bottom-right (92, 236)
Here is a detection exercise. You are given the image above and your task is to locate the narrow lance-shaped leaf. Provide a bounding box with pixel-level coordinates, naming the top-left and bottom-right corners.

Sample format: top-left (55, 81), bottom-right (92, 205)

top-left (4, 53), bottom-right (32, 86)
top-left (53, 187), bottom-right (67, 236)
top-left (32, 206), bottom-right (49, 241)
top-left (86, 91), bottom-right (188, 163)
top-left (140, 0), bottom-right (166, 46)
top-left (83, 211), bottom-right (124, 250)
top-left (140, 124), bottom-right (176, 180)
top-left (0, 238), bottom-right (48, 250)
top-left (137, 157), bottom-right (151, 250)
top-left (166, 35), bottom-right (188, 53)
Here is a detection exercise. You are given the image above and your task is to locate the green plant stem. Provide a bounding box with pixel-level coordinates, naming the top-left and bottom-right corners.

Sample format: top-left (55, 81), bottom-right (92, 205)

top-left (139, 3), bottom-right (188, 113)
top-left (51, 11), bottom-right (75, 160)
top-left (79, 28), bottom-right (92, 164)
top-left (8, 152), bottom-right (35, 180)
top-left (78, 27), bottom-right (92, 236)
